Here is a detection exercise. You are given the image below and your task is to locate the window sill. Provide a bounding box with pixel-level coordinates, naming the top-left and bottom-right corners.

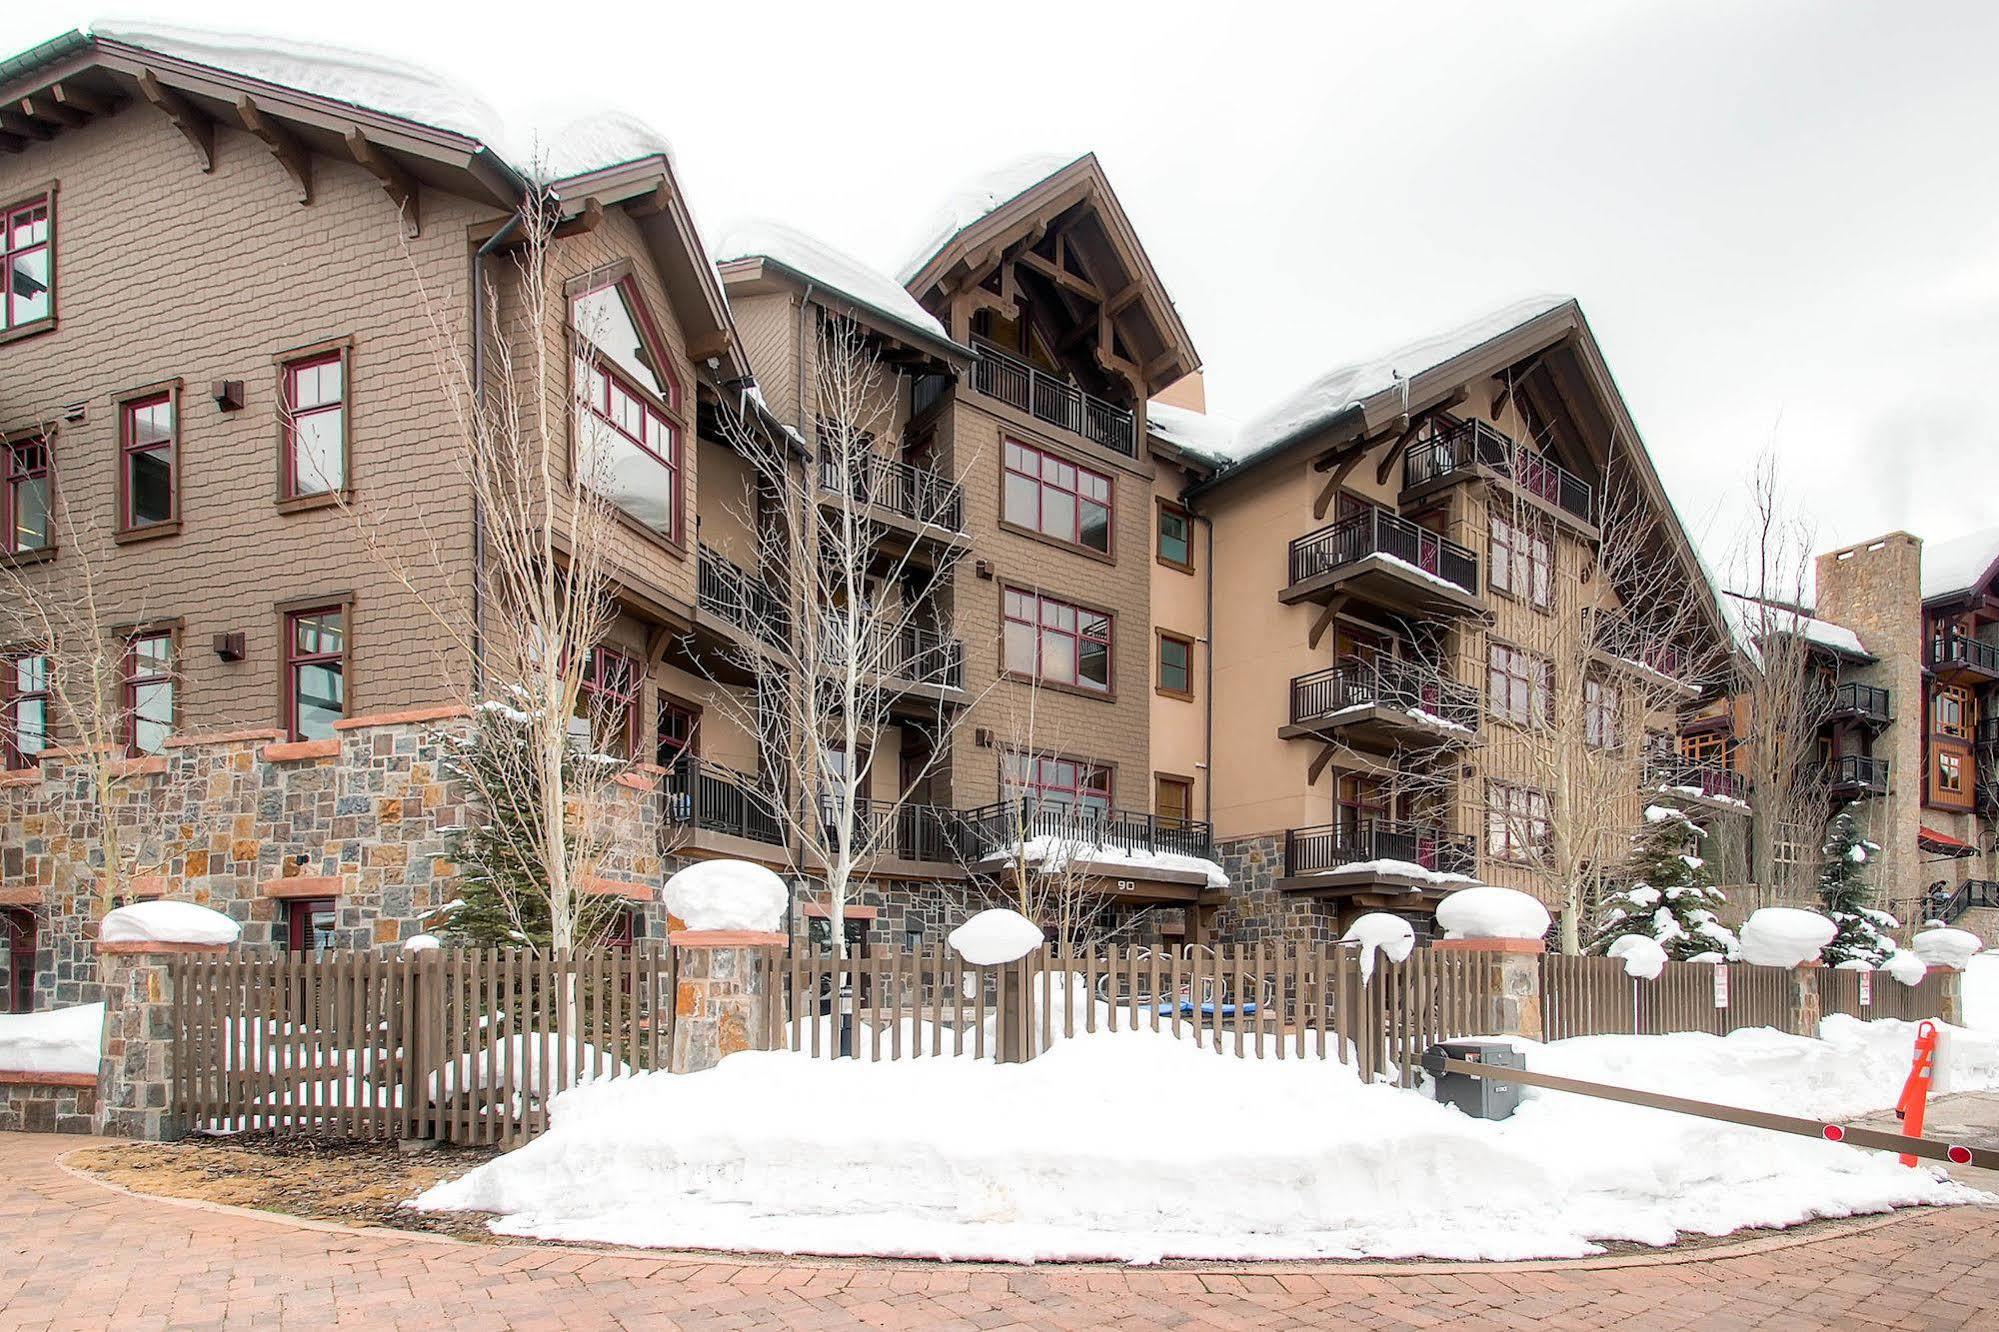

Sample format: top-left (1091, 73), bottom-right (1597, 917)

top-left (0, 318), bottom-right (56, 350)
top-left (276, 490), bottom-right (349, 515)
top-left (1001, 670), bottom-right (1116, 704)
top-left (997, 519), bottom-right (1116, 566)
top-left (608, 507), bottom-right (688, 562)
top-left (1155, 686), bottom-right (1195, 702)
top-left (113, 520), bottom-right (181, 545)
top-left (0, 545), bottom-right (55, 568)
top-left (1155, 554), bottom-right (1195, 575)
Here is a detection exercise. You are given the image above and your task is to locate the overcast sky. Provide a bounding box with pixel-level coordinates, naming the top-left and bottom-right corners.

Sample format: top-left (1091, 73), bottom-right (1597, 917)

top-left (11, 2), bottom-right (1997, 584)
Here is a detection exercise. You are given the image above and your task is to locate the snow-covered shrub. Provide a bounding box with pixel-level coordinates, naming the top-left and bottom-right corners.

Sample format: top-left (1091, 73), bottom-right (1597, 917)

top-left (1882, 950), bottom-right (1928, 986)
top-left (1588, 804), bottom-right (1737, 961)
top-left (1816, 812), bottom-right (1894, 967)
top-left (1607, 934), bottom-right (1669, 979)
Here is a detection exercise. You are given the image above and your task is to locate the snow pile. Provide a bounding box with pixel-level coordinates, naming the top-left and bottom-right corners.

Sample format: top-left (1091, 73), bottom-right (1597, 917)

top-left (1310, 858), bottom-right (1473, 888)
top-left (1913, 927), bottom-right (1985, 970)
top-left (1883, 950), bottom-right (1929, 986)
top-left (1608, 935), bottom-right (1668, 980)
top-left (1719, 592), bottom-right (1869, 663)
top-left (419, 1025), bottom-right (1982, 1264)
top-left (99, 900), bottom-right (240, 947)
top-left (537, 110), bottom-right (673, 184)
top-left (403, 934), bottom-right (442, 953)
top-left (1965, 954), bottom-right (1999, 1028)
top-left (717, 221), bottom-right (955, 351)
top-left (663, 860), bottom-right (786, 933)
top-left (1737, 908), bottom-right (1835, 969)
top-left (430, 1033), bottom-right (628, 1101)
top-left (1005, 836), bottom-right (1230, 889)
top-left (0, 1003), bottom-right (103, 1077)
top-left (896, 153), bottom-right (1081, 283)
top-left (1342, 914), bottom-right (1415, 982)
top-left (948, 910), bottom-right (1043, 967)
top-left (1918, 523), bottom-right (1999, 601)
top-left (1435, 886), bottom-right (1550, 942)
top-left (1146, 401), bottom-right (1241, 467)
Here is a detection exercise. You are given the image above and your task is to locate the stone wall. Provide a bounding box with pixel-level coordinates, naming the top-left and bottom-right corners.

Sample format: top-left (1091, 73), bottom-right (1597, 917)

top-left (1210, 835), bottom-right (1341, 945)
top-left (0, 1076), bottom-right (96, 1135)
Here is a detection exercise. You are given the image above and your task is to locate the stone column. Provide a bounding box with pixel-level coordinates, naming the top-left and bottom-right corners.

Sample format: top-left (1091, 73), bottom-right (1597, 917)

top-left (1929, 965), bottom-right (1965, 1027)
top-left (669, 930), bottom-right (785, 1074)
top-left (1785, 962), bottom-right (1824, 1038)
top-left (1432, 938), bottom-right (1545, 1041)
top-left (94, 939), bottom-right (229, 1140)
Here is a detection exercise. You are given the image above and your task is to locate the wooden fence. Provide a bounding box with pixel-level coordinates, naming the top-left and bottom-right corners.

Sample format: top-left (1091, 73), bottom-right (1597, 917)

top-left (1821, 967), bottom-right (1953, 1024)
top-left (170, 946), bottom-right (676, 1147)
top-left (1538, 955), bottom-right (1955, 1040)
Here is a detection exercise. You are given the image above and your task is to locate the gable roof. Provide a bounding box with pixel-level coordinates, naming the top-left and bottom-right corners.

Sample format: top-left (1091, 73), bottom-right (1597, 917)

top-left (1720, 591), bottom-right (1874, 665)
top-left (716, 221), bottom-right (971, 365)
top-left (1921, 523), bottom-right (1999, 605)
top-left (895, 153), bottom-right (1079, 285)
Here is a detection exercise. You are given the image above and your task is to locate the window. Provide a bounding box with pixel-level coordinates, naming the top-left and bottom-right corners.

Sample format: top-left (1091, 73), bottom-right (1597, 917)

top-left (281, 351), bottom-right (346, 498)
top-left (1938, 749), bottom-right (1965, 795)
top-left (119, 392), bottom-right (176, 531)
top-left (1005, 751), bottom-right (1113, 814)
top-left (1003, 439), bottom-right (1111, 554)
top-left (284, 607), bottom-right (346, 741)
top-left (4, 907), bottom-right (37, 1013)
top-left (1680, 730), bottom-right (1728, 764)
top-left (1486, 781), bottom-right (1551, 864)
top-left (1155, 774), bottom-right (1194, 827)
top-left (1489, 514), bottom-right (1551, 608)
top-left (3, 433), bottom-right (50, 556)
top-left (123, 631), bottom-right (174, 756)
top-left (2, 652), bottom-right (49, 769)
top-left (1936, 686), bottom-right (1972, 740)
top-left (1156, 500), bottom-right (1193, 571)
top-left (1584, 678), bottom-right (1620, 750)
top-left (656, 694), bottom-right (700, 770)
top-left (1157, 631), bottom-right (1194, 699)
top-left (575, 646), bottom-right (641, 759)
top-left (1487, 642), bottom-right (1551, 725)
top-left (1003, 588), bottom-right (1112, 693)
top-left (284, 898), bottom-right (339, 954)
top-left (2, 195), bottom-right (51, 334)
top-left (574, 280), bottom-right (681, 543)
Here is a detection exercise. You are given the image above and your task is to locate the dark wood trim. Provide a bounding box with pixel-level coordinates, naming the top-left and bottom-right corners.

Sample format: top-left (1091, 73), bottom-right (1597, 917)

top-left (996, 434), bottom-right (1117, 565)
top-left (275, 592), bottom-right (355, 741)
top-left (1154, 628), bottom-right (1196, 701)
top-left (112, 378), bottom-right (183, 539)
top-left (273, 335), bottom-right (355, 506)
top-left (996, 744), bottom-right (1119, 809)
top-left (0, 182), bottom-right (56, 346)
top-left (997, 581), bottom-right (1118, 703)
top-left (1154, 496), bottom-right (1194, 574)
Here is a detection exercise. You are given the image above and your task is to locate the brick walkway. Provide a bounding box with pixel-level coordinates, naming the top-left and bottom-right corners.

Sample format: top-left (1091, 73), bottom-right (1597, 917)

top-left (0, 1133), bottom-right (1994, 1329)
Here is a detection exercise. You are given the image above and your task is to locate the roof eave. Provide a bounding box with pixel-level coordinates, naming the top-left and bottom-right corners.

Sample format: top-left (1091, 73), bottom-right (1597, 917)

top-left (724, 255), bottom-right (973, 369)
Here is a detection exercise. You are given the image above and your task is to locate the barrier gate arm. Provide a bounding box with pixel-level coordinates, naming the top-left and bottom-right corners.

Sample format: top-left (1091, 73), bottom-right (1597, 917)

top-left (1426, 1055), bottom-right (1994, 1171)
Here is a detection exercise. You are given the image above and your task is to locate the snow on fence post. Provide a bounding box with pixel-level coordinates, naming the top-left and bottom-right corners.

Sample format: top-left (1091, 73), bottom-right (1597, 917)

top-left (948, 911), bottom-right (1046, 1065)
top-left (93, 901), bottom-right (241, 1140)
top-left (664, 860), bottom-right (789, 1075)
top-left (1431, 887), bottom-right (1549, 1041)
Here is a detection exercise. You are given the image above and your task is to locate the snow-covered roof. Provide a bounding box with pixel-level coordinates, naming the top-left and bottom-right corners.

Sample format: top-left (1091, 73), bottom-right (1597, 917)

top-left (894, 152), bottom-right (1081, 285)
top-left (1720, 591), bottom-right (1872, 663)
top-left (1216, 295), bottom-right (1573, 471)
top-left (1146, 400), bottom-right (1241, 468)
top-left (715, 220), bottom-right (964, 358)
top-left (1921, 523), bottom-right (1999, 604)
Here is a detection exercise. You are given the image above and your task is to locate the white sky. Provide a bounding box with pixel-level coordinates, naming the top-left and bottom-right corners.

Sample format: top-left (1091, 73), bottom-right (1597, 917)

top-left (12, 2), bottom-right (1998, 581)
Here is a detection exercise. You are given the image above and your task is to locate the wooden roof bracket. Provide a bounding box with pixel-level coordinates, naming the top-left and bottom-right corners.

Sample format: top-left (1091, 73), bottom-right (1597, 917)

top-left (551, 196), bottom-right (604, 240)
top-left (1313, 450), bottom-right (1363, 519)
top-left (1308, 592), bottom-right (1351, 652)
top-left (343, 126), bottom-right (419, 238)
top-left (235, 95), bottom-right (311, 204)
top-left (137, 70), bottom-right (213, 171)
top-left (1308, 741), bottom-right (1340, 785)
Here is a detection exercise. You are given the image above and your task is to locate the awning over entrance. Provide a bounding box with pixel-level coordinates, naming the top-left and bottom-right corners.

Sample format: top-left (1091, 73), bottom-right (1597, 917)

top-left (1919, 825), bottom-right (1978, 859)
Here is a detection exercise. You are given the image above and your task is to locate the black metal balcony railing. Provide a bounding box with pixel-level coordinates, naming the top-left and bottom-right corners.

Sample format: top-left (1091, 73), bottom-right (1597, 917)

top-left (956, 796), bottom-right (1213, 863)
top-left (1283, 820), bottom-right (1477, 879)
top-left (1287, 504), bottom-right (1480, 597)
top-left (1931, 632), bottom-right (1999, 676)
top-left (820, 450), bottom-right (964, 532)
top-left (822, 616), bottom-right (965, 691)
top-left (1583, 608), bottom-right (1689, 683)
top-left (1645, 756), bottom-right (1749, 804)
top-left (1937, 879), bottom-right (1999, 925)
top-left (820, 799), bottom-right (964, 865)
top-left (697, 544), bottom-right (786, 644)
top-left (1826, 681), bottom-right (1892, 725)
top-left (1828, 754), bottom-right (1890, 794)
top-left (1978, 716), bottom-right (1999, 750)
top-left (1404, 419), bottom-right (1594, 522)
top-left (1289, 656), bottom-right (1481, 734)
top-left (970, 345), bottom-right (1137, 458)
top-left (663, 757), bottom-right (784, 846)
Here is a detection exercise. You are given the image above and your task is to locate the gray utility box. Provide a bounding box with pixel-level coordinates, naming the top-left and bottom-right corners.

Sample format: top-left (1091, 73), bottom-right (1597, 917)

top-left (1423, 1039), bottom-right (1526, 1121)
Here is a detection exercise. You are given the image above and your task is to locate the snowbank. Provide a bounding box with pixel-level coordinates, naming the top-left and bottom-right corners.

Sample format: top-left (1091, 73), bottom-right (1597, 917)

top-left (1913, 927), bottom-right (1984, 970)
top-left (1342, 914), bottom-right (1415, 982)
top-left (0, 1003), bottom-right (102, 1076)
top-left (896, 153), bottom-right (1080, 283)
top-left (1435, 886), bottom-right (1549, 942)
top-left (1738, 908), bottom-right (1835, 969)
top-left (947, 910), bottom-right (1043, 967)
top-left (419, 1025), bottom-right (1981, 1264)
top-left (1966, 954), bottom-right (1999, 1029)
top-left (663, 860), bottom-right (786, 933)
top-left (99, 900), bottom-right (240, 947)
top-left (1608, 935), bottom-right (1668, 980)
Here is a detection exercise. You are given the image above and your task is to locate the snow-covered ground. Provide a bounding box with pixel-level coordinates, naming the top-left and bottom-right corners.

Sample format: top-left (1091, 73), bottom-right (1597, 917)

top-left (419, 1015), bottom-right (1995, 1264)
top-left (0, 1003), bottom-right (101, 1076)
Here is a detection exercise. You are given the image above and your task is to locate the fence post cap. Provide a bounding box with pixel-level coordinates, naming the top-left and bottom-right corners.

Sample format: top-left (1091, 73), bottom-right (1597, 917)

top-left (1432, 937), bottom-right (1546, 955)
top-left (97, 940), bottom-right (232, 956)
top-left (669, 929), bottom-right (788, 950)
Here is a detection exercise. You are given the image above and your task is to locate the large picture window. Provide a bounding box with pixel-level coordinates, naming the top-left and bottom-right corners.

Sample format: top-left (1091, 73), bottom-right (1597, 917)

top-left (573, 279), bottom-right (682, 543)
top-left (1489, 513), bottom-right (1551, 608)
top-left (1486, 781), bottom-right (1551, 864)
top-left (3, 433), bottom-right (50, 556)
top-left (2, 195), bottom-right (51, 333)
top-left (123, 631), bottom-right (174, 756)
top-left (1488, 641), bottom-right (1551, 725)
top-left (1003, 439), bottom-right (1111, 554)
top-left (1004, 751), bottom-right (1113, 814)
top-left (285, 607), bottom-right (346, 741)
top-left (281, 351), bottom-right (347, 498)
top-left (119, 392), bottom-right (176, 531)
top-left (1003, 588), bottom-right (1112, 693)
top-left (2, 652), bottom-right (49, 769)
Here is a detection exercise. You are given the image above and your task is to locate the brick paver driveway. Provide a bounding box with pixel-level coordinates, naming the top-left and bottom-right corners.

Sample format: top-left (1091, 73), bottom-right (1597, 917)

top-left (0, 1134), bottom-right (1994, 1329)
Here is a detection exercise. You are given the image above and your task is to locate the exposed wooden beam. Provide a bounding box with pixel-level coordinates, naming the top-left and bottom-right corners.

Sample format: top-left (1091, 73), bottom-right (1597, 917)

top-left (686, 329), bottom-right (732, 363)
top-left (51, 82), bottom-right (115, 120)
top-left (1017, 249), bottom-right (1104, 302)
top-left (1308, 742), bottom-right (1340, 786)
top-left (551, 196), bottom-right (604, 240)
top-left (1373, 417), bottom-right (1428, 487)
top-left (235, 96), bottom-right (312, 205)
top-left (623, 179), bottom-right (672, 217)
top-left (1103, 282), bottom-right (1144, 317)
top-left (137, 70), bottom-right (213, 172)
top-left (343, 127), bottom-right (419, 237)
top-left (0, 110), bottom-right (51, 142)
top-left (1308, 593), bottom-right (1350, 652)
top-left (17, 96), bottom-right (83, 129)
top-left (1142, 348), bottom-right (1179, 385)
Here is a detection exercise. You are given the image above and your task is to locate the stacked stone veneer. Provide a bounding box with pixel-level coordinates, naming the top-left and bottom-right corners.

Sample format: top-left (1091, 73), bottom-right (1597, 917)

top-left (1210, 834), bottom-right (1341, 945)
top-left (0, 708), bottom-right (662, 1008)
top-left (0, 1077), bottom-right (96, 1134)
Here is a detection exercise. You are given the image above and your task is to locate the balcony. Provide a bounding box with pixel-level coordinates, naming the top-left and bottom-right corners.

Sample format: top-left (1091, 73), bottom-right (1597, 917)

top-left (1826, 754), bottom-right (1890, 801)
top-left (1645, 756), bottom-right (1750, 809)
top-left (819, 799), bottom-right (964, 868)
top-left (1938, 879), bottom-right (1999, 925)
top-left (822, 616), bottom-right (965, 694)
top-left (1282, 656), bottom-right (1479, 751)
top-left (664, 758), bottom-right (784, 848)
top-left (1404, 419), bottom-right (1594, 525)
top-left (697, 543), bottom-right (786, 646)
top-left (1931, 633), bottom-right (1999, 685)
top-left (1279, 820), bottom-right (1478, 895)
top-left (1281, 505), bottom-right (1482, 616)
top-left (958, 797), bottom-right (1213, 864)
top-left (1583, 608), bottom-right (1698, 693)
top-left (819, 450), bottom-right (964, 535)
top-left (1824, 681), bottom-right (1892, 729)
top-left (1978, 716), bottom-right (1999, 752)
top-left (970, 344), bottom-right (1137, 458)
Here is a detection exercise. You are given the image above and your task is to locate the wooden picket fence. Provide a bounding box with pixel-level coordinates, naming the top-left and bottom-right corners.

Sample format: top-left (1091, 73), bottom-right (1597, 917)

top-left (1538, 954), bottom-right (1949, 1040)
top-left (170, 946), bottom-right (676, 1147)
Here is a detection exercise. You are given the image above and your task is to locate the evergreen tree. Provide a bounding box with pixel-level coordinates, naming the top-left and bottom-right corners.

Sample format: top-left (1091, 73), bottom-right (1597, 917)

top-left (1589, 804), bottom-right (1739, 960)
top-left (1817, 810), bottom-right (1896, 967)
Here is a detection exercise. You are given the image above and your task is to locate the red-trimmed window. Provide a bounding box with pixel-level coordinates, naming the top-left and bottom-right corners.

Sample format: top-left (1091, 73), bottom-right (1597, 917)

top-left (1004, 751), bottom-right (1113, 815)
top-left (1488, 641), bottom-right (1551, 725)
top-left (285, 607), bottom-right (346, 741)
top-left (1003, 439), bottom-right (1111, 553)
top-left (1003, 588), bottom-right (1112, 693)
top-left (575, 645), bottom-right (641, 760)
top-left (1486, 781), bottom-right (1551, 864)
top-left (281, 353), bottom-right (346, 497)
top-left (123, 631), bottom-right (174, 756)
top-left (284, 898), bottom-right (338, 953)
top-left (3, 433), bottom-right (50, 555)
top-left (2, 652), bottom-right (49, 770)
top-left (119, 394), bottom-right (175, 529)
top-left (573, 280), bottom-right (681, 543)
top-left (2, 196), bottom-right (51, 332)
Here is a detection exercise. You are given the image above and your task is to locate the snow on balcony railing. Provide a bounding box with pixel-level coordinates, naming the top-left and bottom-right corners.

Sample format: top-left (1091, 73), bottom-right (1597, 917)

top-left (1287, 504), bottom-right (1479, 597)
top-left (1405, 419), bottom-right (1594, 522)
top-left (1288, 656), bottom-right (1480, 735)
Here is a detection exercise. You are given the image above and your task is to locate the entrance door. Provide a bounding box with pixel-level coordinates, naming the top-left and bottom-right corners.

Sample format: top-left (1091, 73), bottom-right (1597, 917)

top-left (2, 908), bottom-right (33, 1012)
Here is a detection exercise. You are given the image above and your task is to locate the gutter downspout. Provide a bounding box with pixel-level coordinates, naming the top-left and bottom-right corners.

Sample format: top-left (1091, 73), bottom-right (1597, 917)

top-left (1200, 511), bottom-right (1215, 830)
top-left (469, 210), bottom-right (526, 694)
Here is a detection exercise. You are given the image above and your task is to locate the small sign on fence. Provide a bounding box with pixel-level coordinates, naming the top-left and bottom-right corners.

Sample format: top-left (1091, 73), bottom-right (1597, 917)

top-left (1860, 972), bottom-right (1873, 1008)
top-left (1713, 963), bottom-right (1730, 1009)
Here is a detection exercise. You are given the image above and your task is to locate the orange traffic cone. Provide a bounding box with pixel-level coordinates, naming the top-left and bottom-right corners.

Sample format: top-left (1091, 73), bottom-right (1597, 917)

top-left (1895, 1020), bottom-right (1939, 1167)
